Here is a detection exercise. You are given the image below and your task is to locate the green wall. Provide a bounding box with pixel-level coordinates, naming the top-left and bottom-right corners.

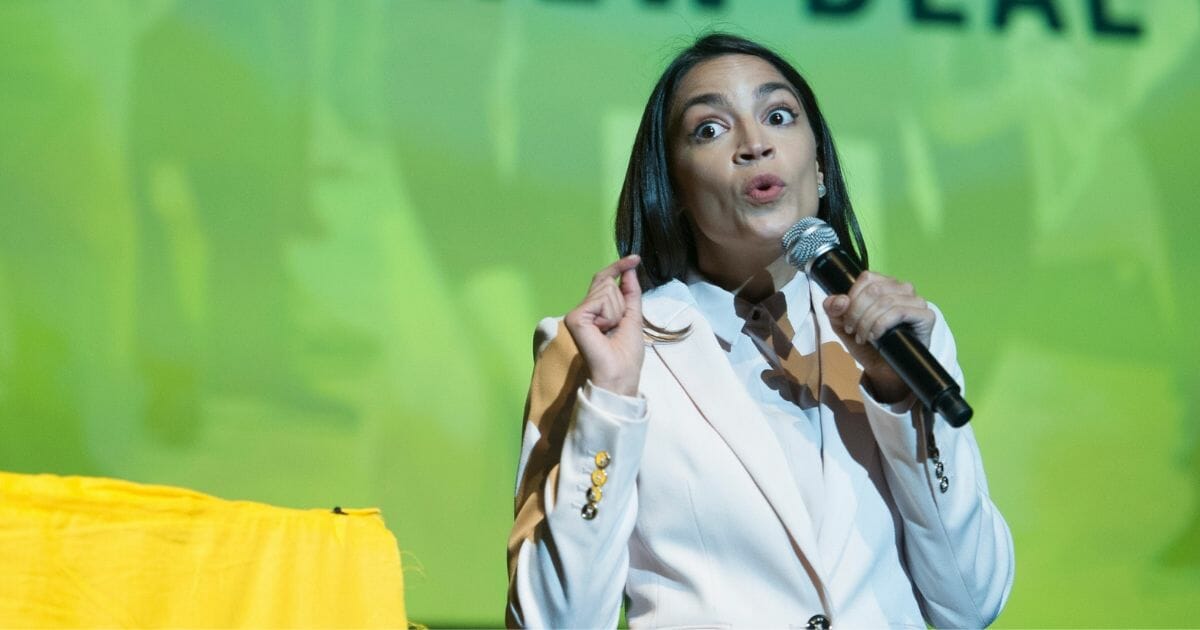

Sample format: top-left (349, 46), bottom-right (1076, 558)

top-left (1, 0), bottom-right (1197, 625)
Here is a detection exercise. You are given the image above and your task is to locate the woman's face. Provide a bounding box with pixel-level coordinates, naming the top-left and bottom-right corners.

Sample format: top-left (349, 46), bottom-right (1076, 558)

top-left (668, 54), bottom-right (823, 268)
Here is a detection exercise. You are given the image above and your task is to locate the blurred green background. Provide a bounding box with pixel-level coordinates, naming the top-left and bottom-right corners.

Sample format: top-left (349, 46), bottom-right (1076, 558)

top-left (1, 0), bottom-right (1197, 626)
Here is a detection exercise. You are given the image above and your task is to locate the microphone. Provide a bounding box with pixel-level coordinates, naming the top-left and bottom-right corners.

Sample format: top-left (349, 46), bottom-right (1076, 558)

top-left (782, 217), bottom-right (972, 427)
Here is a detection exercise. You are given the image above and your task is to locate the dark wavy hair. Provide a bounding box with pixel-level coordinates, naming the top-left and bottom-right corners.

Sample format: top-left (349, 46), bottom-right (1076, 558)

top-left (616, 32), bottom-right (868, 289)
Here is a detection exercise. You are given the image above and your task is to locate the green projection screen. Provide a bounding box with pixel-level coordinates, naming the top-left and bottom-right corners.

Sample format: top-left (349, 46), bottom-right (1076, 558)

top-left (1, 1), bottom-right (1197, 626)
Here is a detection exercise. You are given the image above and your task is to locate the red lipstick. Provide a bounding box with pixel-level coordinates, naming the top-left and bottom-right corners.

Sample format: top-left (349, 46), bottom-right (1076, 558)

top-left (744, 174), bottom-right (786, 204)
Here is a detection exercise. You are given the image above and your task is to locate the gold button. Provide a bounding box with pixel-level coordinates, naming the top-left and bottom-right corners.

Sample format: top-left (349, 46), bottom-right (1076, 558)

top-left (594, 451), bottom-right (611, 469)
top-left (591, 469), bottom-right (608, 487)
top-left (587, 486), bottom-right (603, 503)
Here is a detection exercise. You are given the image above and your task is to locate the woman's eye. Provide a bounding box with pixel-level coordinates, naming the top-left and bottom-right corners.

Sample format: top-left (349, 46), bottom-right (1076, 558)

top-left (693, 122), bottom-right (726, 140)
top-left (767, 108), bottom-right (797, 125)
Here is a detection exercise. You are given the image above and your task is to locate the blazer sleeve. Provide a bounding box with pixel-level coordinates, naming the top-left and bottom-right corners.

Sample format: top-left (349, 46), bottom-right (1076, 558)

top-left (506, 317), bottom-right (649, 629)
top-left (860, 305), bottom-right (1015, 628)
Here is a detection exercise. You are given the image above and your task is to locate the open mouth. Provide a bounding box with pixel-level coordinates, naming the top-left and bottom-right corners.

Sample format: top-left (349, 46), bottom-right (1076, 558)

top-left (745, 174), bottom-right (786, 203)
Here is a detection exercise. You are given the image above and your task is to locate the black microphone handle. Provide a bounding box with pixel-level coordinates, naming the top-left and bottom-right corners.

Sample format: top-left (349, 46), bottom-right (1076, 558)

top-left (808, 248), bottom-right (973, 427)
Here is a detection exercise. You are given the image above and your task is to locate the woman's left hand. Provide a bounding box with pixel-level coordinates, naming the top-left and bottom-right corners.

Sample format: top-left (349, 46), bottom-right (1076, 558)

top-left (821, 271), bottom-right (936, 404)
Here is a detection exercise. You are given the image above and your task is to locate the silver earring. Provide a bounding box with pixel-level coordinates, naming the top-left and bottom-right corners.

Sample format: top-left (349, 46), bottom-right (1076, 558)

top-left (817, 183), bottom-right (827, 198)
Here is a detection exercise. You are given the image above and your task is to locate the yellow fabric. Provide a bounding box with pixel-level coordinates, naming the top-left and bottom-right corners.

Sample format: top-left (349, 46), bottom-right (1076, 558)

top-left (0, 472), bottom-right (406, 628)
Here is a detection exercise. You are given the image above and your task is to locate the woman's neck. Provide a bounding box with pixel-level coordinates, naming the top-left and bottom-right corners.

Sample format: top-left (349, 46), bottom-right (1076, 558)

top-left (696, 244), bottom-right (798, 304)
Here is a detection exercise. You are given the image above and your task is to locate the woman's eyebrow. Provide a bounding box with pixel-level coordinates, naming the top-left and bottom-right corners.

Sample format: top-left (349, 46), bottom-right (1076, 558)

top-left (756, 81), bottom-right (798, 102)
top-left (678, 82), bottom-right (798, 118)
top-left (678, 92), bottom-right (732, 118)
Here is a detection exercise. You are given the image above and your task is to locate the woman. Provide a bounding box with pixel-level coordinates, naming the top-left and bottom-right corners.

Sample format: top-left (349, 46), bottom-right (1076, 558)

top-left (507, 33), bottom-right (1014, 629)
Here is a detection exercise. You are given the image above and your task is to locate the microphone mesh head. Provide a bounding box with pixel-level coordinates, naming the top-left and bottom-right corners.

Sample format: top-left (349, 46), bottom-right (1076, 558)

top-left (781, 217), bottom-right (840, 268)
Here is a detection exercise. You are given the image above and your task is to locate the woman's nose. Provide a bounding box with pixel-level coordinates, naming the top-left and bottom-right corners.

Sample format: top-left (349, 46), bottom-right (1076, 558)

top-left (735, 132), bottom-right (774, 164)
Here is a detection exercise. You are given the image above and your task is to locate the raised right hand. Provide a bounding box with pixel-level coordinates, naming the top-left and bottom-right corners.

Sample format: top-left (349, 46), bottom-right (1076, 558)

top-left (563, 255), bottom-right (645, 397)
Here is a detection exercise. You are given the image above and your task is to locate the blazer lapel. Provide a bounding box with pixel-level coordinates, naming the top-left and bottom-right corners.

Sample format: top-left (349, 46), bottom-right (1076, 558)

top-left (643, 283), bottom-right (832, 611)
top-left (808, 281), bottom-right (867, 412)
top-left (809, 280), bottom-right (869, 571)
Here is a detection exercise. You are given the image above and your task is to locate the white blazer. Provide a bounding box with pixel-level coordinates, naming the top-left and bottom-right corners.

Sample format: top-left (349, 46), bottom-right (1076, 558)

top-left (507, 278), bottom-right (1014, 629)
